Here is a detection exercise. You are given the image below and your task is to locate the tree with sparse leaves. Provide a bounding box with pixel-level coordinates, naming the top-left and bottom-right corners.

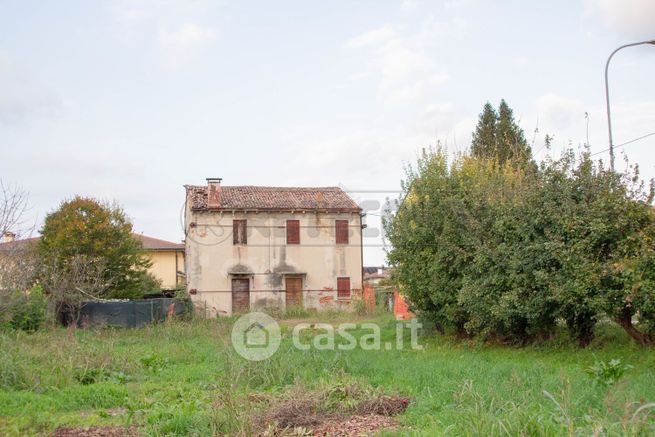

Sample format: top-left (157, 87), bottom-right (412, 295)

top-left (0, 181), bottom-right (36, 292)
top-left (0, 181), bottom-right (43, 330)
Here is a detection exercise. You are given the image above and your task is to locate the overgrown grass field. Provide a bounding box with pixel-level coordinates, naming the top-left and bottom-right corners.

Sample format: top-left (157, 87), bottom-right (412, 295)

top-left (1, 313), bottom-right (654, 436)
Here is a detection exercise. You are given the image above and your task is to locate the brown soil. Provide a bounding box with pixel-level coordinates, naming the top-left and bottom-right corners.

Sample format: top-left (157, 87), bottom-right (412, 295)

top-left (356, 395), bottom-right (412, 416)
top-left (312, 414), bottom-right (399, 436)
top-left (51, 426), bottom-right (139, 437)
top-left (259, 395), bottom-right (411, 436)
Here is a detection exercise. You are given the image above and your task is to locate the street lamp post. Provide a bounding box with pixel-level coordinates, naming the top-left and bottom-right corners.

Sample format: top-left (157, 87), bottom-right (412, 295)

top-left (604, 40), bottom-right (655, 171)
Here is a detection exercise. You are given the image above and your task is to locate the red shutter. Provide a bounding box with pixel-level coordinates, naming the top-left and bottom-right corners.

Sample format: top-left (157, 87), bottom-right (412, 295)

top-left (233, 220), bottom-right (247, 245)
top-left (286, 220), bottom-right (300, 244)
top-left (335, 220), bottom-right (349, 244)
top-left (337, 277), bottom-right (350, 298)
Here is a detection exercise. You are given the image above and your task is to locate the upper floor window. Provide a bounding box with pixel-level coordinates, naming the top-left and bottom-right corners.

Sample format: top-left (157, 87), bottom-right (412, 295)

top-left (233, 219), bottom-right (247, 245)
top-left (286, 220), bottom-right (300, 244)
top-left (335, 219), bottom-right (349, 244)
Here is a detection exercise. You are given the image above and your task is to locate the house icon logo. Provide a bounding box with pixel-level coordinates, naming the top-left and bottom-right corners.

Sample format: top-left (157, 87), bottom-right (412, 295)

top-left (245, 322), bottom-right (269, 347)
top-left (231, 312), bottom-right (281, 361)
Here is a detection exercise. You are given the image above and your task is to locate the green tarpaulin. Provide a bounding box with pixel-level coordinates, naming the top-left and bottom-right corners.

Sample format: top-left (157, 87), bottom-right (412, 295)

top-left (78, 298), bottom-right (189, 328)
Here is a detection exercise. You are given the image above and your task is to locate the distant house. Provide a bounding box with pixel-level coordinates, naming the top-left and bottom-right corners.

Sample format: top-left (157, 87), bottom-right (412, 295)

top-left (133, 234), bottom-right (185, 290)
top-left (0, 232), bottom-right (185, 291)
top-left (363, 266), bottom-right (391, 286)
top-left (0, 233), bottom-right (37, 249)
top-left (362, 266), bottom-right (414, 320)
top-left (184, 178), bottom-right (364, 316)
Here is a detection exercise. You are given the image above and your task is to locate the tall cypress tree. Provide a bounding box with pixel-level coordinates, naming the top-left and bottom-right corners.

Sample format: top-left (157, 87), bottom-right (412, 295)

top-left (470, 102), bottom-right (498, 160)
top-left (471, 100), bottom-right (533, 166)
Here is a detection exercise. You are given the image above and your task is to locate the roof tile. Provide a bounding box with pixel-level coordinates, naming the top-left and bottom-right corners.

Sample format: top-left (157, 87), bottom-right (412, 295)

top-left (185, 185), bottom-right (361, 212)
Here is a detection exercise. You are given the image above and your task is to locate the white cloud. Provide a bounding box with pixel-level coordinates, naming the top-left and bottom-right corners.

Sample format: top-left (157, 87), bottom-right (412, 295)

top-left (111, 0), bottom-right (219, 68)
top-left (156, 23), bottom-right (217, 69)
top-left (0, 53), bottom-right (62, 124)
top-left (414, 103), bottom-right (455, 138)
top-left (401, 0), bottom-right (419, 11)
top-left (588, 0), bottom-right (655, 39)
top-left (158, 23), bottom-right (216, 50)
top-left (114, 0), bottom-right (211, 27)
top-left (345, 21), bottom-right (450, 107)
top-left (535, 93), bottom-right (588, 132)
top-left (346, 26), bottom-right (396, 49)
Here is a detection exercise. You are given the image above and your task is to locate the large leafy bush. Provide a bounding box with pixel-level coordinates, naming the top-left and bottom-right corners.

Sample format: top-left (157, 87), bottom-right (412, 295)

top-left (384, 147), bottom-right (655, 346)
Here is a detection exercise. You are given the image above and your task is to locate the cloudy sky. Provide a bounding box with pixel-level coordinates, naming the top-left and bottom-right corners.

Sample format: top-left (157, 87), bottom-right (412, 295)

top-left (1, 0), bottom-right (654, 265)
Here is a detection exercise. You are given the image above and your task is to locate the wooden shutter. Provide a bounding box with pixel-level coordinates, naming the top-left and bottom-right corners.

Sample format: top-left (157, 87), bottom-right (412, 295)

top-left (233, 220), bottom-right (247, 245)
top-left (232, 278), bottom-right (250, 313)
top-left (337, 277), bottom-right (350, 298)
top-left (286, 220), bottom-right (300, 244)
top-left (335, 220), bottom-right (349, 244)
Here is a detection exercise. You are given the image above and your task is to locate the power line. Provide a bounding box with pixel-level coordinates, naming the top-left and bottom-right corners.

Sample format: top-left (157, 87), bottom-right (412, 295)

top-left (590, 131), bottom-right (655, 157)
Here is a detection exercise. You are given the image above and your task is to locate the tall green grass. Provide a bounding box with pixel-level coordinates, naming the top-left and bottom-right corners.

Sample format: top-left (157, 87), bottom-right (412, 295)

top-left (0, 315), bottom-right (653, 436)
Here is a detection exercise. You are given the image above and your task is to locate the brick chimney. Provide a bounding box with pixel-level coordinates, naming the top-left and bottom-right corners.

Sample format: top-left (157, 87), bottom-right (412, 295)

top-left (2, 232), bottom-right (16, 243)
top-left (207, 178), bottom-right (222, 209)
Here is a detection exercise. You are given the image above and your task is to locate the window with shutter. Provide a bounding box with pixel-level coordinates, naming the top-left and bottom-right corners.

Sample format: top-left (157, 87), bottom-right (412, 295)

top-left (286, 220), bottom-right (300, 244)
top-left (335, 219), bottom-right (349, 244)
top-left (233, 220), bottom-right (247, 245)
top-left (337, 277), bottom-right (350, 299)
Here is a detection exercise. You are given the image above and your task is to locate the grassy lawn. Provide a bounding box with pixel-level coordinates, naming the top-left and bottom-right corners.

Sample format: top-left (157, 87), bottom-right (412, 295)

top-left (1, 313), bottom-right (654, 436)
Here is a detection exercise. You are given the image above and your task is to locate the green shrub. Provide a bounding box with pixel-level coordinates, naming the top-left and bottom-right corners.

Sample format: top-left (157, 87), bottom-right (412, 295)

top-left (7, 286), bottom-right (47, 332)
top-left (140, 353), bottom-right (169, 373)
top-left (74, 367), bottom-right (107, 386)
top-left (586, 358), bottom-right (633, 387)
top-left (74, 367), bottom-right (132, 385)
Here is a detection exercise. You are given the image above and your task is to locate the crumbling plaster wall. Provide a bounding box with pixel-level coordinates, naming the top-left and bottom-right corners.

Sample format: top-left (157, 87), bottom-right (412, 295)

top-left (185, 209), bottom-right (362, 316)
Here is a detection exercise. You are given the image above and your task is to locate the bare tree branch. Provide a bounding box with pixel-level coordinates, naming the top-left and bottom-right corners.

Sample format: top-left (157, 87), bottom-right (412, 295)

top-left (40, 255), bottom-right (112, 325)
top-left (0, 180), bottom-right (32, 239)
top-left (0, 182), bottom-right (37, 315)
top-left (0, 182), bottom-right (37, 326)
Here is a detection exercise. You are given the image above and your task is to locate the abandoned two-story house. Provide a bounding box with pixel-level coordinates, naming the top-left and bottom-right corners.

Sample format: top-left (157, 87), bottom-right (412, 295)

top-left (184, 179), bottom-right (363, 316)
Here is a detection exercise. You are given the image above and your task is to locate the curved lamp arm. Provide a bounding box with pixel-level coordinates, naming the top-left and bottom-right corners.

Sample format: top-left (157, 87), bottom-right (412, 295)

top-left (604, 40), bottom-right (655, 171)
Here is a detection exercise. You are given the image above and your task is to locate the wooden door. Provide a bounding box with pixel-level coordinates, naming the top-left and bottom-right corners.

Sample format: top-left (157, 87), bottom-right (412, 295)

top-left (285, 277), bottom-right (303, 308)
top-left (232, 278), bottom-right (250, 313)
top-left (337, 277), bottom-right (350, 299)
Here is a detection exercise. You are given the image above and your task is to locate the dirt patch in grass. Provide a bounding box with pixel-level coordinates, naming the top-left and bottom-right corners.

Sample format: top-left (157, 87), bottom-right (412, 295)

top-left (51, 425), bottom-right (139, 437)
top-left (258, 391), bottom-right (411, 436)
top-left (356, 395), bottom-right (411, 416)
top-left (260, 397), bottom-right (340, 429)
top-left (312, 414), bottom-right (400, 436)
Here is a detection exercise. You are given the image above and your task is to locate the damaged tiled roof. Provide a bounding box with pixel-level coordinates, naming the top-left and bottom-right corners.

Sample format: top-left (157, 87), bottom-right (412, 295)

top-left (185, 185), bottom-right (361, 212)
